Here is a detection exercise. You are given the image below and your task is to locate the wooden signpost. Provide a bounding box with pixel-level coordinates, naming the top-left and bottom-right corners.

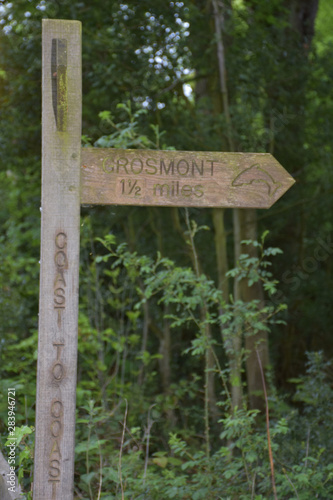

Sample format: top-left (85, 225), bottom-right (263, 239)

top-left (34, 19), bottom-right (295, 499)
top-left (81, 148), bottom-right (294, 208)
top-left (34, 20), bottom-right (81, 500)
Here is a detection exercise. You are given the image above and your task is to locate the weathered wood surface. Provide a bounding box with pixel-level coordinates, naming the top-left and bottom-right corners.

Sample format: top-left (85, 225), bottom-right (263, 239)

top-left (0, 450), bottom-right (22, 500)
top-left (81, 149), bottom-right (295, 209)
top-left (34, 19), bottom-right (81, 500)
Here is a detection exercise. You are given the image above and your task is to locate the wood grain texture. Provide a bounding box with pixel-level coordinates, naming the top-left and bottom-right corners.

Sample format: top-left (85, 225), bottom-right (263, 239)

top-left (0, 450), bottom-right (22, 500)
top-left (34, 19), bottom-right (81, 500)
top-left (81, 148), bottom-right (295, 208)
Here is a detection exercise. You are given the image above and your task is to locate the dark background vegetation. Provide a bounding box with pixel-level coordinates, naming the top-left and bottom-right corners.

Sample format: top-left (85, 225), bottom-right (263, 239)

top-left (1, 0), bottom-right (333, 498)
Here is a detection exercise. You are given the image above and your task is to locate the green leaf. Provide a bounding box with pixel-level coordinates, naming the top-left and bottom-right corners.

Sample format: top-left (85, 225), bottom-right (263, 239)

top-left (5, 425), bottom-right (33, 446)
top-left (80, 471), bottom-right (96, 485)
top-left (153, 456), bottom-right (168, 468)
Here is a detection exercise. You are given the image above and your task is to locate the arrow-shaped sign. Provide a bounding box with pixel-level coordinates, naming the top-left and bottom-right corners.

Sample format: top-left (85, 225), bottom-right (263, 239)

top-left (81, 148), bottom-right (295, 209)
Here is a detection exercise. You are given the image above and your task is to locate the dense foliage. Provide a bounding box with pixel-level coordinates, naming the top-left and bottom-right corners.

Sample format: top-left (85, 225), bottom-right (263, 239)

top-left (1, 0), bottom-right (333, 498)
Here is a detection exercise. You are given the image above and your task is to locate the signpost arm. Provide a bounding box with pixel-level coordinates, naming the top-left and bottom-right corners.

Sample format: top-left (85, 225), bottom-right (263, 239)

top-left (34, 19), bottom-right (82, 500)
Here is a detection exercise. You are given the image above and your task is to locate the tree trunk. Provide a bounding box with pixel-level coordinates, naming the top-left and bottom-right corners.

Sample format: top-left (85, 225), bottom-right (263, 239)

top-left (149, 208), bottom-right (176, 423)
top-left (212, 0), bottom-right (252, 411)
top-left (212, 208), bottom-right (229, 301)
top-left (288, 0), bottom-right (319, 43)
top-left (213, 0), bottom-right (269, 411)
top-left (173, 207), bottom-right (219, 423)
top-left (264, 0), bottom-right (319, 384)
top-left (138, 291), bottom-right (150, 386)
top-left (234, 209), bottom-right (269, 411)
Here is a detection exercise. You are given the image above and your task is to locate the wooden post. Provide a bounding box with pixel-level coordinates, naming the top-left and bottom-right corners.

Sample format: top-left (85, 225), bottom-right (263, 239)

top-left (33, 17), bottom-right (295, 498)
top-left (81, 149), bottom-right (295, 208)
top-left (34, 20), bottom-right (82, 500)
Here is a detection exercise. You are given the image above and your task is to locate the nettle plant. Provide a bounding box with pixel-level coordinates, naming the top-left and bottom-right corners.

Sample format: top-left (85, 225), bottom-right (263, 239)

top-left (96, 226), bottom-right (286, 404)
top-left (10, 215), bottom-right (330, 499)
top-left (73, 224), bottom-right (332, 500)
top-left (75, 225), bottom-right (298, 499)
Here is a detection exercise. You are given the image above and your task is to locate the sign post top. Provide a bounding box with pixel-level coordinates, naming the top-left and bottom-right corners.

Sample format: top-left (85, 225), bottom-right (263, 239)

top-left (81, 148), bottom-right (295, 209)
